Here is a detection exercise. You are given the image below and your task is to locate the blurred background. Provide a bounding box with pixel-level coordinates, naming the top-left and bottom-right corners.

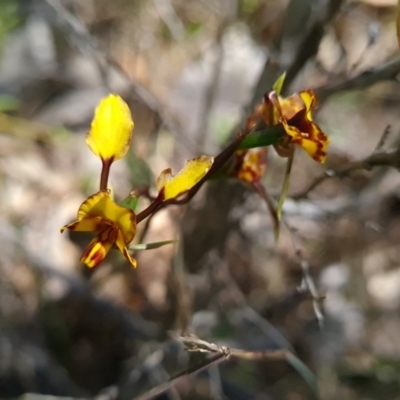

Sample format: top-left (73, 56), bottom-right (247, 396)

top-left (1, 0), bottom-right (400, 399)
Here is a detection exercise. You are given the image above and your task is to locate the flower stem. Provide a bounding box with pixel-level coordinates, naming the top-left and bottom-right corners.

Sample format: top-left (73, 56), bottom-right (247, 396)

top-left (136, 196), bottom-right (163, 223)
top-left (100, 159), bottom-right (112, 191)
top-left (277, 152), bottom-right (294, 220)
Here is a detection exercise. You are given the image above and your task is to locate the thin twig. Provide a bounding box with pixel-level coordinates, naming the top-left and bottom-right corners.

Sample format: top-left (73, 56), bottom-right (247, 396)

top-left (282, 218), bottom-right (325, 328)
top-left (135, 211), bottom-right (157, 245)
top-left (209, 253), bottom-right (294, 352)
top-left (173, 334), bottom-right (318, 395)
top-left (136, 119), bottom-right (261, 223)
top-left (132, 353), bottom-right (225, 400)
top-left (174, 334), bottom-right (288, 360)
top-left (316, 57), bottom-right (400, 104)
top-left (148, 363), bottom-right (182, 400)
top-left (374, 125), bottom-right (391, 152)
top-left (292, 133), bottom-right (400, 200)
top-left (153, 0), bottom-right (185, 41)
top-left (282, 0), bottom-right (345, 94)
top-left (252, 181), bottom-right (280, 240)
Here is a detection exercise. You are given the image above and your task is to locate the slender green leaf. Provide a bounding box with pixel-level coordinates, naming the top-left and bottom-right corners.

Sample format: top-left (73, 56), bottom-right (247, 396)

top-left (129, 240), bottom-right (177, 251)
top-left (277, 154), bottom-right (294, 222)
top-left (238, 125), bottom-right (285, 150)
top-left (272, 72), bottom-right (286, 96)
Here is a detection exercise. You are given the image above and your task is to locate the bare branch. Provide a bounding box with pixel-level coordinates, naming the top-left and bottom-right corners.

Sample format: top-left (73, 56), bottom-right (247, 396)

top-left (316, 58), bottom-right (400, 104)
top-left (208, 253), bottom-right (294, 351)
top-left (282, 0), bottom-right (345, 93)
top-left (172, 334), bottom-right (318, 395)
top-left (132, 353), bottom-right (225, 400)
top-left (292, 132), bottom-right (400, 200)
top-left (174, 334), bottom-right (288, 361)
top-left (282, 219), bottom-right (325, 328)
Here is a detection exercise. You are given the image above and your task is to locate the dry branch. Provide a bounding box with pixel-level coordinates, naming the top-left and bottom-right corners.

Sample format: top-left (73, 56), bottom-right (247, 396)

top-left (292, 138), bottom-right (400, 200)
top-left (316, 58), bottom-right (400, 103)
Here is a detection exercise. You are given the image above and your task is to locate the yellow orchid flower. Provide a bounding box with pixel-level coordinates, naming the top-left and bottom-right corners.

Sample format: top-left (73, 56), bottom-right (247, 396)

top-left (234, 148), bottom-right (268, 184)
top-left (86, 94), bottom-right (134, 190)
top-left (267, 90), bottom-right (329, 163)
top-left (61, 190), bottom-right (137, 269)
top-left (157, 155), bottom-right (214, 201)
top-left (232, 148), bottom-right (280, 240)
top-left (86, 94), bottom-right (134, 162)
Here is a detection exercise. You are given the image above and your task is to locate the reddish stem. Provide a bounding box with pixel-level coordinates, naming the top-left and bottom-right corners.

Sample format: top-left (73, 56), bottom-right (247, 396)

top-left (136, 196), bottom-right (163, 223)
top-left (100, 158), bottom-right (113, 191)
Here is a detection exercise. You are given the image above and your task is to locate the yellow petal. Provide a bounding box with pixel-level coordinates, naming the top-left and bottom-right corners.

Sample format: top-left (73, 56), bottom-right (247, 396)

top-left (77, 191), bottom-right (109, 219)
top-left (281, 119), bottom-right (328, 163)
top-left (280, 118), bottom-right (302, 140)
top-left (60, 216), bottom-right (102, 233)
top-left (258, 102), bottom-right (274, 126)
top-left (279, 94), bottom-right (305, 121)
top-left (86, 94), bottom-right (134, 161)
top-left (292, 137), bottom-right (328, 163)
top-left (114, 206), bottom-right (137, 244)
top-left (299, 90), bottom-right (317, 122)
top-left (156, 168), bottom-right (173, 191)
top-left (116, 231), bottom-right (137, 268)
top-left (269, 88), bottom-right (329, 163)
top-left (80, 227), bottom-right (117, 268)
top-left (158, 155), bottom-right (214, 201)
top-left (77, 191), bottom-right (136, 243)
top-left (236, 149), bottom-right (267, 184)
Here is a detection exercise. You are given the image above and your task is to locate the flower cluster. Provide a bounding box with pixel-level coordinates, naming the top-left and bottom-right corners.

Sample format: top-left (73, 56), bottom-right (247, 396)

top-left (61, 76), bottom-right (330, 269)
top-left (61, 95), bottom-right (214, 269)
top-left (234, 148), bottom-right (268, 184)
top-left (233, 75), bottom-right (329, 187)
top-left (61, 95), bottom-right (138, 269)
top-left (267, 89), bottom-right (329, 163)
top-left (230, 75), bottom-right (330, 235)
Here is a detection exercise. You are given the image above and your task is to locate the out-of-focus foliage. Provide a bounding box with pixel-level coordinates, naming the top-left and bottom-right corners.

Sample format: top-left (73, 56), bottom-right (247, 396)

top-left (0, 0), bottom-right (19, 50)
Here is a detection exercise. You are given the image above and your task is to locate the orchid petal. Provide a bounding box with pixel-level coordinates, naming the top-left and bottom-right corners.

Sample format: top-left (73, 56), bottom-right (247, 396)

top-left (80, 227), bottom-right (117, 268)
top-left (60, 216), bottom-right (102, 233)
top-left (86, 94), bottom-right (134, 162)
top-left (158, 156), bottom-right (214, 201)
top-left (116, 231), bottom-right (137, 268)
